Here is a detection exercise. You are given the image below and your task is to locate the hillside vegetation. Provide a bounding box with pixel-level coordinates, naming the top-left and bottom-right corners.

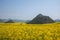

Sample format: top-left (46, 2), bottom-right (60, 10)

top-left (0, 23), bottom-right (60, 40)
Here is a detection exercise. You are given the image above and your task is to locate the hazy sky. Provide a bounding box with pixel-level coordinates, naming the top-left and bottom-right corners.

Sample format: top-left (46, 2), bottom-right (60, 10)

top-left (0, 0), bottom-right (60, 20)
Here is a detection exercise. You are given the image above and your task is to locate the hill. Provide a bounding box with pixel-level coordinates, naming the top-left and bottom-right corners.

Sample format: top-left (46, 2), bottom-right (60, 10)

top-left (28, 14), bottom-right (55, 24)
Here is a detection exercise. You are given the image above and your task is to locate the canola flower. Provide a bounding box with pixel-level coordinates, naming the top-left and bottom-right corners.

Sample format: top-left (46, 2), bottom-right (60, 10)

top-left (0, 23), bottom-right (60, 40)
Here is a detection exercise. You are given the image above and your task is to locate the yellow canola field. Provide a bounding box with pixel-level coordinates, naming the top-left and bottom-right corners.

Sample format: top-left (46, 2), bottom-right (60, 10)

top-left (0, 23), bottom-right (60, 40)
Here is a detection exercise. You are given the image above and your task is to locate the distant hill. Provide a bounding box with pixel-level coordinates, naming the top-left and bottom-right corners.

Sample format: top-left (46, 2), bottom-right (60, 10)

top-left (55, 19), bottom-right (60, 22)
top-left (27, 14), bottom-right (55, 24)
top-left (0, 19), bottom-right (3, 22)
top-left (1, 18), bottom-right (59, 23)
top-left (5, 19), bottom-right (14, 23)
top-left (13, 20), bottom-right (30, 22)
top-left (1, 19), bottom-right (30, 23)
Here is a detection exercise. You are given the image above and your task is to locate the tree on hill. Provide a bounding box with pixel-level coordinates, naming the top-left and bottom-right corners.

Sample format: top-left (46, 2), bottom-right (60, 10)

top-left (27, 14), bottom-right (55, 24)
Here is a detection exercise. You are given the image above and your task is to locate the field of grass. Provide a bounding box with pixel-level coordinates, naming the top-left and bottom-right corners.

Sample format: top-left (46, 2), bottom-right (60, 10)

top-left (0, 23), bottom-right (60, 40)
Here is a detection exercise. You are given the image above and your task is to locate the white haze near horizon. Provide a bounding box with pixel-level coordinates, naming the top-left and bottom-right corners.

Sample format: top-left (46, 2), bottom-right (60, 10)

top-left (0, 0), bottom-right (60, 20)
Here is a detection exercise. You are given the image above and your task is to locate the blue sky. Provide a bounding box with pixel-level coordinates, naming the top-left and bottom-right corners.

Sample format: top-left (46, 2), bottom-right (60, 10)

top-left (0, 0), bottom-right (60, 20)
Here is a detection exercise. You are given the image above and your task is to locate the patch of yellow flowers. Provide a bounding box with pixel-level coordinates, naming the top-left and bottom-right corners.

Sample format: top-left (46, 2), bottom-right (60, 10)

top-left (0, 23), bottom-right (60, 40)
